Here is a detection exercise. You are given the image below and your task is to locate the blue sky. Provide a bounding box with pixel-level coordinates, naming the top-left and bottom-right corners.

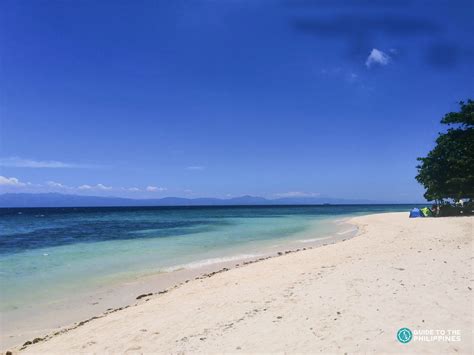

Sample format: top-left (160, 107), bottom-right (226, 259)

top-left (1, 0), bottom-right (473, 201)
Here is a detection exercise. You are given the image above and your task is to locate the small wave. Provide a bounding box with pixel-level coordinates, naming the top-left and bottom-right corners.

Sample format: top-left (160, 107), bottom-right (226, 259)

top-left (162, 253), bottom-right (264, 272)
top-left (337, 228), bottom-right (357, 235)
top-left (332, 218), bottom-right (349, 224)
top-left (298, 235), bottom-right (333, 243)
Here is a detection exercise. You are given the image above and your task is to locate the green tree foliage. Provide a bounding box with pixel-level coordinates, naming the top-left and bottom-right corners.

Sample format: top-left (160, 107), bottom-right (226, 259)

top-left (416, 100), bottom-right (474, 201)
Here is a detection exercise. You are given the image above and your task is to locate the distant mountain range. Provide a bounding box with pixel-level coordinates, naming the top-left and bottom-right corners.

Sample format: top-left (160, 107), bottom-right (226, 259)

top-left (0, 193), bottom-right (421, 208)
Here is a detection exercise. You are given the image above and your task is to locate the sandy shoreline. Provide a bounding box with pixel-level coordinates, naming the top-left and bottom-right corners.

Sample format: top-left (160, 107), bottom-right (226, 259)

top-left (4, 212), bottom-right (473, 353)
top-left (1, 218), bottom-right (356, 350)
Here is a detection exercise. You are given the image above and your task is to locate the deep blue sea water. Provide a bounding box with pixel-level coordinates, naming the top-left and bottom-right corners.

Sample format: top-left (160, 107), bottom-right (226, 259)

top-left (0, 205), bottom-right (417, 313)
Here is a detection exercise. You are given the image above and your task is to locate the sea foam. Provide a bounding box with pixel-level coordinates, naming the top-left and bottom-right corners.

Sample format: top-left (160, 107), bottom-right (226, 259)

top-left (162, 253), bottom-right (264, 272)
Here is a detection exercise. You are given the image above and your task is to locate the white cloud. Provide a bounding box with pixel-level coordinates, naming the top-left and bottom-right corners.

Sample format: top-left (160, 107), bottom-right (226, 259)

top-left (78, 183), bottom-right (112, 190)
top-left (46, 181), bottom-right (67, 188)
top-left (365, 48), bottom-right (391, 68)
top-left (96, 184), bottom-right (112, 190)
top-left (0, 175), bottom-right (27, 186)
top-left (274, 191), bottom-right (321, 198)
top-left (0, 157), bottom-right (99, 168)
top-left (186, 166), bottom-right (204, 171)
top-left (128, 187), bottom-right (140, 192)
top-left (146, 186), bottom-right (167, 192)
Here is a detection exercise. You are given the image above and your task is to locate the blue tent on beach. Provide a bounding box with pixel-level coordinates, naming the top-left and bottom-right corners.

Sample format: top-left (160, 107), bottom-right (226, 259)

top-left (409, 208), bottom-right (423, 218)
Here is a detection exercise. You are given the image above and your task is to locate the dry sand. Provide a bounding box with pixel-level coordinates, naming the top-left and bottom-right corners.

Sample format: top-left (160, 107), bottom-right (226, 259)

top-left (8, 212), bottom-right (473, 354)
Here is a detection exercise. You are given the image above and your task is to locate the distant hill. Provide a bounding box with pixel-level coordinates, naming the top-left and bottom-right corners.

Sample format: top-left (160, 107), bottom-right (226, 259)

top-left (0, 193), bottom-right (414, 208)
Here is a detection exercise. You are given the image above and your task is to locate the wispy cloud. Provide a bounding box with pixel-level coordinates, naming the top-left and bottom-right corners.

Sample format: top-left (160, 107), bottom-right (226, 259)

top-left (186, 166), bottom-right (205, 171)
top-left (0, 157), bottom-right (99, 169)
top-left (78, 183), bottom-right (112, 190)
top-left (319, 67), bottom-right (362, 86)
top-left (0, 177), bottom-right (172, 196)
top-left (146, 186), bottom-right (167, 192)
top-left (365, 48), bottom-right (391, 68)
top-left (274, 191), bottom-right (321, 198)
top-left (46, 181), bottom-right (68, 188)
top-left (0, 175), bottom-right (27, 187)
top-left (77, 185), bottom-right (92, 190)
top-left (348, 72), bottom-right (358, 82)
top-left (0, 177), bottom-right (172, 194)
top-left (94, 184), bottom-right (112, 190)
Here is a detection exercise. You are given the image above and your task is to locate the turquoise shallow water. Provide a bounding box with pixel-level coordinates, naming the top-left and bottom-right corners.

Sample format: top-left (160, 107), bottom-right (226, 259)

top-left (0, 205), bottom-right (416, 313)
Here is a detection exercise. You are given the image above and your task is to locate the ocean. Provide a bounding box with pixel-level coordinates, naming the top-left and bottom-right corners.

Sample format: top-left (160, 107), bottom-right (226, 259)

top-left (0, 205), bottom-right (416, 316)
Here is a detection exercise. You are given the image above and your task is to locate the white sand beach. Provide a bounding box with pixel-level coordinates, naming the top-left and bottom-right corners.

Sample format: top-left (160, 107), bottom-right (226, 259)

top-left (8, 212), bottom-right (473, 354)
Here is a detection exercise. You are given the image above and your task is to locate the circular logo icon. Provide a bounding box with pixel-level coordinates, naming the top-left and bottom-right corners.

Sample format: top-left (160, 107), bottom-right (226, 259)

top-left (397, 328), bottom-right (413, 343)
